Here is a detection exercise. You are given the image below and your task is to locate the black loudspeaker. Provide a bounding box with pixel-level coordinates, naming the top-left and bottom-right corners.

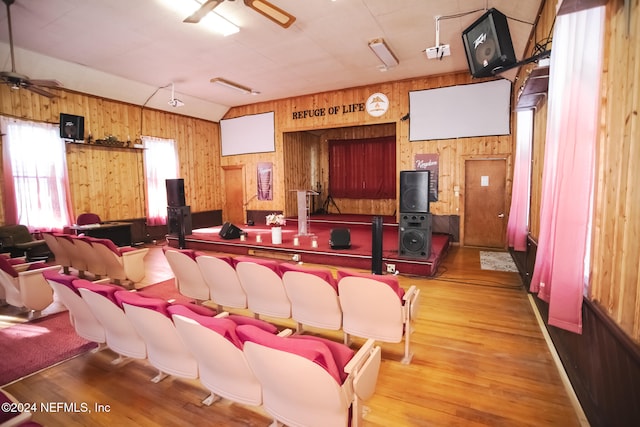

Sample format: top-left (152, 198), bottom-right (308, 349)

top-left (371, 216), bottom-right (383, 275)
top-left (400, 170), bottom-right (430, 213)
top-left (398, 213), bottom-right (432, 259)
top-left (219, 222), bottom-right (243, 240)
top-left (167, 206), bottom-right (192, 236)
top-left (59, 113), bottom-right (85, 141)
top-left (462, 8), bottom-right (517, 78)
top-left (330, 228), bottom-right (351, 250)
top-left (166, 179), bottom-right (186, 207)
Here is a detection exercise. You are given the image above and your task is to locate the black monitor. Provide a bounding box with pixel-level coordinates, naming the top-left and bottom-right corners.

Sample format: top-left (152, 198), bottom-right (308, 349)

top-left (59, 113), bottom-right (85, 141)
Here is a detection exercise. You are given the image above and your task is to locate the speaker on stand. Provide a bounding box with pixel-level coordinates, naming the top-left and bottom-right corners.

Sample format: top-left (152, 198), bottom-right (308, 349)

top-left (167, 206), bottom-right (192, 249)
top-left (398, 213), bottom-right (432, 259)
top-left (400, 170), bottom-right (431, 214)
top-left (371, 216), bottom-right (383, 275)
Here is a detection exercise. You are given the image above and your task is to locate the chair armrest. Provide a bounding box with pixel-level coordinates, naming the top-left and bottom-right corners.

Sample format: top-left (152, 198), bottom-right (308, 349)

top-left (17, 264), bottom-right (61, 276)
top-left (277, 328), bottom-right (293, 337)
top-left (402, 285), bottom-right (420, 321)
top-left (344, 338), bottom-right (377, 375)
top-left (13, 261), bottom-right (40, 272)
top-left (121, 247), bottom-right (149, 258)
top-left (214, 311), bottom-right (230, 318)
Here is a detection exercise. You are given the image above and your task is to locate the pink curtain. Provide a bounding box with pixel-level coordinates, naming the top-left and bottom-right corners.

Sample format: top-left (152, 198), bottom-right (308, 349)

top-left (530, 7), bottom-right (605, 334)
top-left (142, 135), bottom-right (179, 226)
top-left (1, 116), bottom-right (74, 231)
top-left (507, 110), bottom-right (533, 251)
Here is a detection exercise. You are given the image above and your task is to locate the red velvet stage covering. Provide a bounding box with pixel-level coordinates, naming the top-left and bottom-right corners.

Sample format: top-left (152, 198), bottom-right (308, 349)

top-left (168, 214), bottom-right (450, 277)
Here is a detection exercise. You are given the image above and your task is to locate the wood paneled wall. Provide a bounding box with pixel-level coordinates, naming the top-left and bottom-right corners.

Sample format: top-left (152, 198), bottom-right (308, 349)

top-left (518, 0), bottom-right (640, 343)
top-left (0, 87), bottom-right (222, 225)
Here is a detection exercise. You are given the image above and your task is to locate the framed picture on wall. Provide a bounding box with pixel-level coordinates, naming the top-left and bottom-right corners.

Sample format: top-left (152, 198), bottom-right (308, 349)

top-left (257, 162), bottom-right (273, 200)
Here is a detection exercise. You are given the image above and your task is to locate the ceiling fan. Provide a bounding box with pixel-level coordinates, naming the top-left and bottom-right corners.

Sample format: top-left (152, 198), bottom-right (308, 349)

top-left (0, 0), bottom-right (61, 98)
top-left (184, 0), bottom-right (296, 29)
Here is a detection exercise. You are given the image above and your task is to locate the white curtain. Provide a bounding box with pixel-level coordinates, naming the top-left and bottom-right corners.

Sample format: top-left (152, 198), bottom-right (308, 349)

top-left (530, 6), bottom-right (605, 334)
top-left (1, 116), bottom-right (73, 230)
top-left (507, 109), bottom-right (533, 251)
top-left (142, 135), bottom-right (179, 226)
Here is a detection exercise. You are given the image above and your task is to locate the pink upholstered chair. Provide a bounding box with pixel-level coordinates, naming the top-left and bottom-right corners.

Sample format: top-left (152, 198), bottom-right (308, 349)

top-left (77, 280), bottom-right (147, 363)
top-left (44, 271), bottom-right (106, 347)
top-left (115, 290), bottom-right (201, 383)
top-left (163, 248), bottom-right (210, 301)
top-left (0, 256), bottom-right (61, 317)
top-left (280, 263), bottom-right (342, 333)
top-left (42, 232), bottom-right (71, 274)
top-left (91, 238), bottom-right (149, 287)
top-left (76, 212), bottom-right (101, 226)
top-left (238, 324), bottom-right (382, 427)
top-left (234, 256), bottom-right (290, 319)
top-left (337, 269), bottom-right (420, 364)
top-left (170, 305), bottom-right (279, 406)
top-left (196, 254), bottom-right (247, 311)
top-left (54, 233), bottom-right (88, 277)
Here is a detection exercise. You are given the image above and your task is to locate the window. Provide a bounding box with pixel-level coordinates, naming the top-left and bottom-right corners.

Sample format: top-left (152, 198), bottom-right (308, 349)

top-left (1, 116), bottom-right (73, 230)
top-left (328, 136), bottom-right (396, 199)
top-left (142, 136), bottom-right (179, 225)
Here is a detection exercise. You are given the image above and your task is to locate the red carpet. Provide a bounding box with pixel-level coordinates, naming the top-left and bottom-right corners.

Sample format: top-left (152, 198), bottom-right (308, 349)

top-left (0, 312), bottom-right (97, 386)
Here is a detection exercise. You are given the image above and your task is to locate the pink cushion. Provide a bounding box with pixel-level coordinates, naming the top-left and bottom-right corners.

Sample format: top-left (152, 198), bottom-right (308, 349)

top-left (92, 238), bottom-right (121, 255)
top-left (0, 255), bottom-right (18, 277)
top-left (337, 269), bottom-right (405, 300)
top-left (27, 262), bottom-right (49, 271)
top-left (171, 302), bottom-right (216, 317)
top-left (279, 263), bottom-right (338, 291)
top-left (234, 256), bottom-right (283, 276)
top-left (73, 279), bottom-right (121, 304)
top-left (43, 270), bottom-right (79, 294)
top-left (168, 305), bottom-right (243, 349)
top-left (236, 325), bottom-right (348, 384)
top-left (289, 334), bottom-right (354, 382)
top-left (7, 257), bottom-right (25, 266)
top-left (227, 314), bottom-right (278, 334)
top-left (114, 290), bottom-right (170, 316)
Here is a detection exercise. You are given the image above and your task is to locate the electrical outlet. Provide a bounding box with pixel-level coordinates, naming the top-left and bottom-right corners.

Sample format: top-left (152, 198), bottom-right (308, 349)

top-left (386, 263), bottom-right (396, 273)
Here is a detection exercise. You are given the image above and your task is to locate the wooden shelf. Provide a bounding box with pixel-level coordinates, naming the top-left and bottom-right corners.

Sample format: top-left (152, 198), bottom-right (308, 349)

top-left (516, 66), bottom-right (549, 111)
top-left (65, 139), bottom-right (144, 150)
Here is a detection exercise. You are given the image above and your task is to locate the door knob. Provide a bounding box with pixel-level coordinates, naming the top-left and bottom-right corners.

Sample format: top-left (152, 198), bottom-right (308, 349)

top-left (498, 213), bottom-right (505, 218)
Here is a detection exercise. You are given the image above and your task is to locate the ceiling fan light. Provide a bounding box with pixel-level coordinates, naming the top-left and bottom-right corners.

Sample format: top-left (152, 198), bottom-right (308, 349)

top-left (200, 12), bottom-right (240, 36)
top-left (244, 0), bottom-right (296, 28)
top-left (210, 77), bottom-right (255, 94)
top-left (368, 38), bottom-right (399, 69)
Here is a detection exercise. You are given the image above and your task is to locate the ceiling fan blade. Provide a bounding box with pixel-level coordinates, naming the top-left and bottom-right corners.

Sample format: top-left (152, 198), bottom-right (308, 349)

top-left (27, 78), bottom-right (62, 88)
top-left (244, 0), bottom-right (296, 28)
top-left (184, 0), bottom-right (224, 24)
top-left (24, 85), bottom-right (57, 98)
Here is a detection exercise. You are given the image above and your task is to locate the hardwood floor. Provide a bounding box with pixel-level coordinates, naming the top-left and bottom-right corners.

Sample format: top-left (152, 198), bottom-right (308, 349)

top-left (2, 244), bottom-right (585, 426)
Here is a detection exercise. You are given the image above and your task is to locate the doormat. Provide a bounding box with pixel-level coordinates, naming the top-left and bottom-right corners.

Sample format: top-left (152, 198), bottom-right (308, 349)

top-left (479, 251), bottom-right (518, 272)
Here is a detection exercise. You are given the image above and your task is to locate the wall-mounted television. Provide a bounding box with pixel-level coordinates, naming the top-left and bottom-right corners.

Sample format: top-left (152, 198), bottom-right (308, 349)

top-left (59, 113), bottom-right (85, 141)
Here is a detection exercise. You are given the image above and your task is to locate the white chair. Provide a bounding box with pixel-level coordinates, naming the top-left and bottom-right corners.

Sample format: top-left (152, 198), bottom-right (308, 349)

top-left (337, 270), bottom-right (420, 364)
top-left (74, 236), bottom-right (108, 279)
top-left (91, 238), bottom-right (149, 287)
top-left (163, 248), bottom-right (209, 301)
top-left (45, 271), bottom-right (107, 347)
top-left (42, 231), bottom-right (72, 274)
top-left (55, 233), bottom-right (88, 277)
top-left (234, 256), bottom-right (290, 319)
top-left (239, 324), bottom-right (382, 427)
top-left (280, 263), bottom-right (342, 333)
top-left (77, 281), bottom-right (147, 363)
top-left (170, 305), bottom-right (266, 406)
top-left (0, 256), bottom-right (61, 318)
top-left (115, 290), bottom-right (199, 383)
top-left (196, 254), bottom-right (247, 311)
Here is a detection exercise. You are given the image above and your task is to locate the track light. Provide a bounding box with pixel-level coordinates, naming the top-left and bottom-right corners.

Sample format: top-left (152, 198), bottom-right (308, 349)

top-left (368, 38), bottom-right (399, 70)
top-left (210, 77), bottom-right (260, 95)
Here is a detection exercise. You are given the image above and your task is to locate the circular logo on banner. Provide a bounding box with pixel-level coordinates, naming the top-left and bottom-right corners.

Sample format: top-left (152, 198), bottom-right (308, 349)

top-left (366, 92), bottom-right (389, 117)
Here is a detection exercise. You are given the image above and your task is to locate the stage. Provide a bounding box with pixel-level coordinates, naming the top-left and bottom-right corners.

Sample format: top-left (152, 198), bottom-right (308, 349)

top-left (167, 214), bottom-right (451, 277)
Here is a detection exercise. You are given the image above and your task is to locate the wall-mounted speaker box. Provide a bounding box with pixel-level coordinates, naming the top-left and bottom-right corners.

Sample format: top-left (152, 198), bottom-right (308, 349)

top-left (330, 228), bottom-right (351, 250)
top-left (166, 179), bottom-right (186, 207)
top-left (219, 222), bottom-right (243, 240)
top-left (400, 170), bottom-right (430, 213)
top-left (462, 8), bottom-right (517, 78)
top-left (398, 213), bottom-right (432, 259)
top-left (59, 113), bottom-right (85, 141)
top-left (167, 206), bottom-right (192, 236)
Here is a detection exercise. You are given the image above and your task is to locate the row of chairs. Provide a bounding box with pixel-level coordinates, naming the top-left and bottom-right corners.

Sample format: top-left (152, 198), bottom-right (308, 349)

top-left (42, 232), bottom-right (148, 287)
top-left (164, 248), bottom-right (421, 364)
top-left (45, 272), bottom-right (382, 427)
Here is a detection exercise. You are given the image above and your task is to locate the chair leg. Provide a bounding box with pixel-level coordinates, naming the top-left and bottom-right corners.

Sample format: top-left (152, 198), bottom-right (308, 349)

top-left (151, 370), bottom-right (169, 383)
top-left (110, 355), bottom-right (131, 365)
top-left (202, 393), bottom-right (220, 406)
top-left (344, 332), bottom-right (352, 346)
top-left (296, 322), bottom-right (303, 333)
top-left (91, 343), bottom-right (108, 353)
top-left (400, 324), bottom-right (413, 365)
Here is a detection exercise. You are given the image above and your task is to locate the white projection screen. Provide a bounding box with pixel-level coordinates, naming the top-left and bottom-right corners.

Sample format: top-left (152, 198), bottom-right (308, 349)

top-left (220, 111), bottom-right (275, 156)
top-left (409, 79), bottom-right (511, 141)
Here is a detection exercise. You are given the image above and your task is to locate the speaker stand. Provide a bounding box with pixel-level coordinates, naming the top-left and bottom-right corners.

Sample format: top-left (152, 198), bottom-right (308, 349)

top-left (178, 210), bottom-right (186, 249)
top-left (322, 194), bottom-right (341, 214)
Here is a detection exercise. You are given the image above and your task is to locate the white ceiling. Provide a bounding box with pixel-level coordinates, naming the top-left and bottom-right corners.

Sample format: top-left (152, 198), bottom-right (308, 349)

top-left (0, 0), bottom-right (543, 122)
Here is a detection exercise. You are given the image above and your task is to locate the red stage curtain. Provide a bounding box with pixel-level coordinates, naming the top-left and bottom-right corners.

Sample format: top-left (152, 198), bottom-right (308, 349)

top-left (329, 136), bottom-right (395, 199)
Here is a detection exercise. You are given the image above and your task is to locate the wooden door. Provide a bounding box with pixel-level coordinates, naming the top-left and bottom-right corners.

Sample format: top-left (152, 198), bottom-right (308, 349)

top-left (463, 159), bottom-right (507, 248)
top-left (223, 166), bottom-right (245, 224)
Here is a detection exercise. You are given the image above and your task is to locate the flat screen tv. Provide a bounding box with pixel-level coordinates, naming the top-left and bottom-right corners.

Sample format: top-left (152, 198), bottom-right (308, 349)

top-left (59, 113), bottom-right (85, 141)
